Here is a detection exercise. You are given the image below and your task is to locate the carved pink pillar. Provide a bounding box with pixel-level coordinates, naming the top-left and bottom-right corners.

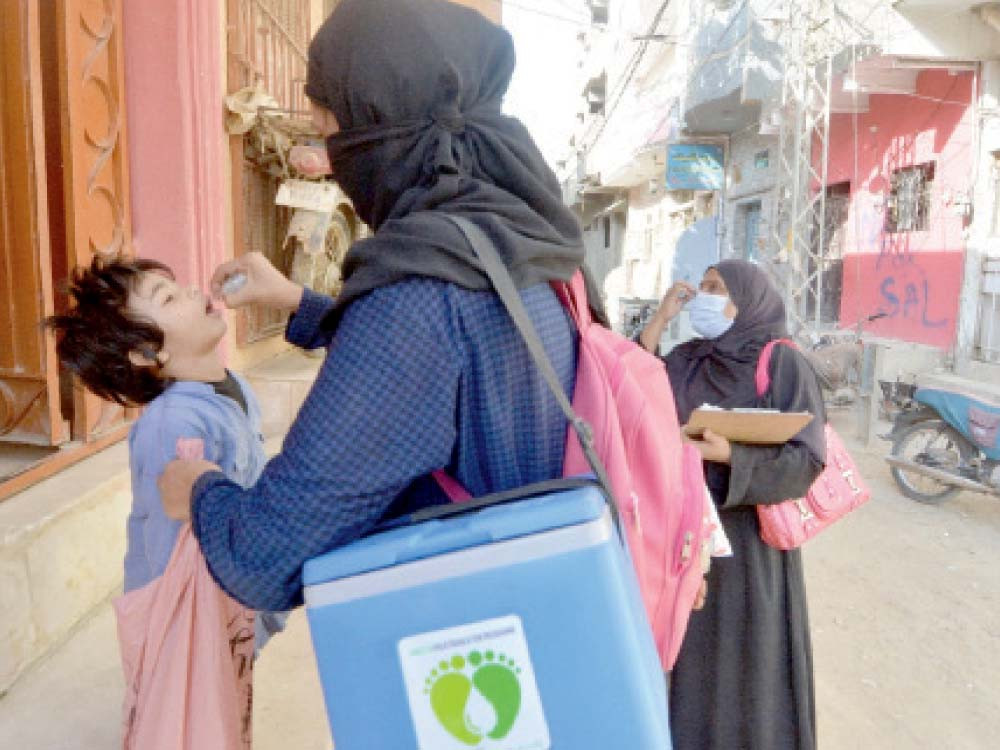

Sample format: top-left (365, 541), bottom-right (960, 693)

top-left (121, 0), bottom-right (227, 297)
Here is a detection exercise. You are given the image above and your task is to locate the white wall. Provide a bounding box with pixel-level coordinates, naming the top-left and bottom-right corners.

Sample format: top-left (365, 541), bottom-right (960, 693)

top-left (722, 131), bottom-right (780, 260)
top-left (956, 60), bottom-right (1000, 374)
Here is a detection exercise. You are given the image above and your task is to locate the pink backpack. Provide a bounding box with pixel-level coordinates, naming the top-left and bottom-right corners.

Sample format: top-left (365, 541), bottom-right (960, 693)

top-left (437, 217), bottom-right (712, 670)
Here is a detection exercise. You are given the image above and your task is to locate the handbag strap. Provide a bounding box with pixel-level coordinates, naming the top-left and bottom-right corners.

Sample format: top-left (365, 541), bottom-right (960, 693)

top-left (431, 469), bottom-right (472, 502)
top-left (755, 338), bottom-right (797, 397)
top-left (444, 215), bottom-right (619, 525)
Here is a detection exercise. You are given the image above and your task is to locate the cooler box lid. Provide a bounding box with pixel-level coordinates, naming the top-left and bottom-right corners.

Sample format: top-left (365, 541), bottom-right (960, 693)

top-left (302, 485), bottom-right (607, 586)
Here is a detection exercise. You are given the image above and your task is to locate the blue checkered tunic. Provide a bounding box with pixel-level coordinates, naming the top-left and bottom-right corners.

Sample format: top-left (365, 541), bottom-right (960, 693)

top-left (191, 279), bottom-right (577, 611)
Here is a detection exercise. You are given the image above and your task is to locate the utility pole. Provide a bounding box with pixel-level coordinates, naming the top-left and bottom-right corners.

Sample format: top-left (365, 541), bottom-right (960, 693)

top-left (768, 0), bottom-right (867, 334)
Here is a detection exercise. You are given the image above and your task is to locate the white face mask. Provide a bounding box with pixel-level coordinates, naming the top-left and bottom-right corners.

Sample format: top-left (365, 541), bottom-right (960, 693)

top-left (687, 293), bottom-right (735, 339)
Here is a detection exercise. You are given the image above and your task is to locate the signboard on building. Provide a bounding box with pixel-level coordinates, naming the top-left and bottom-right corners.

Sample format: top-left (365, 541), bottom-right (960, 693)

top-left (665, 144), bottom-right (725, 190)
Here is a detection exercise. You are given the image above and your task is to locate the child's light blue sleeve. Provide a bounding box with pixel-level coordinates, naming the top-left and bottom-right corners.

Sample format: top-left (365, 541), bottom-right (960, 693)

top-left (125, 410), bottom-right (220, 592)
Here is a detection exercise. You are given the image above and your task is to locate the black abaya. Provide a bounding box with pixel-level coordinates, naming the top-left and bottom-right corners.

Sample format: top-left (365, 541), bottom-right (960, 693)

top-left (665, 261), bottom-right (825, 750)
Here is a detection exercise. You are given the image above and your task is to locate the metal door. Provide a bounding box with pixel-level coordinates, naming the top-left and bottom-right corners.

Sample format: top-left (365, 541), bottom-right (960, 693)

top-left (807, 183), bottom-right (849, 326)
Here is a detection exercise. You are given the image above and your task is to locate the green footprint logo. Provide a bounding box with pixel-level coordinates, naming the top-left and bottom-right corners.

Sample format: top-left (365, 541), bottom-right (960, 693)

top-left (424, 650), bottom-right (523, 745)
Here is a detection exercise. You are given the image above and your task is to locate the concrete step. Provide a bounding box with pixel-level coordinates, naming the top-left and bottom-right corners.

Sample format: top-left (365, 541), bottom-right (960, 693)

top-left (0, 441), bottom-right (131, 694)
top-left (0, 602), bottom-right (330, 749)
top-left (0, 348), bottom-right (322, 733)
top-left (0, 350), bottom-right (321, 696)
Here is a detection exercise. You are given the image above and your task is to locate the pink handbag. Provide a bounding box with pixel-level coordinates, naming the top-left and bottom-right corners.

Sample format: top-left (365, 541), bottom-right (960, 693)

top-left (754, 340), bottom-right (870, 550)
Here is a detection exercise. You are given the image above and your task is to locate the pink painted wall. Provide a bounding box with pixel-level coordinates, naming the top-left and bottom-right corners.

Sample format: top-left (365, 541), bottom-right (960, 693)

top-left (122, 1), bottom-right (227, 295)
top-left (824, 69), bottom-right (975, 349)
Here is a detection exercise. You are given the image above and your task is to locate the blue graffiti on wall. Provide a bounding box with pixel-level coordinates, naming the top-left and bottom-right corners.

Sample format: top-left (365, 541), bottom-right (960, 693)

top-left (878, 276), bottom-right (947, 329)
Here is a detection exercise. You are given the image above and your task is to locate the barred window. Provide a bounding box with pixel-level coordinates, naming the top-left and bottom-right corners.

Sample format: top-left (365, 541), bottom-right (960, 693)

top-left (886, 163), bottom-right (934, 233)
top-left (584, 72), bottom-right (607, 115)
top-left (588, 0), bottom-right (609, 25)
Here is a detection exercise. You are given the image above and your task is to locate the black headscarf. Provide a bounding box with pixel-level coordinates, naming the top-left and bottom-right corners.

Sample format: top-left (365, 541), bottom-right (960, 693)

top-left (305, 0), bottom-right (596, 331)
top-left (665, 260), bottom-right (789, 423)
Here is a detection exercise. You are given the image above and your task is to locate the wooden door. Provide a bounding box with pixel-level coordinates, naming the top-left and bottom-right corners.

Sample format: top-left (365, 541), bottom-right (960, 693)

top-left (0, 0), bottom-right (67, 447)
top-left (48, 0), bottom-right (134, 442)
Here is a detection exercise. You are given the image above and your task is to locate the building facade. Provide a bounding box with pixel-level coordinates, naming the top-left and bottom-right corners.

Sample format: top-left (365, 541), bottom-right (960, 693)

top-left (563, 0), bottom-right (1000, 403)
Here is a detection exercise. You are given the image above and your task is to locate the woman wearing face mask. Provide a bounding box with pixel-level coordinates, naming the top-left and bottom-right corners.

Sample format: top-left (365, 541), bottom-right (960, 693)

top-left (640, 260), bottom-right (826, 750)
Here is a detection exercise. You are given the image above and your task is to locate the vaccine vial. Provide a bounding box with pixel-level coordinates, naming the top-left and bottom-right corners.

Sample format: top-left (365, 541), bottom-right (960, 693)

top-left (221, 272), bottom-right (248, 297)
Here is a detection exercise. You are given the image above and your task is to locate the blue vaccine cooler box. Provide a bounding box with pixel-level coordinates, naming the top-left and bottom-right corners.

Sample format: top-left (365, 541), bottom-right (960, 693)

top-left (303, 484), bottom-right (671, 750)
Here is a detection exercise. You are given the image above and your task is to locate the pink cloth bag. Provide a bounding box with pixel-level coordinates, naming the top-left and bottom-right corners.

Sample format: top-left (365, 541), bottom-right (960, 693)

top-left (114, 438), bottom-right (256, 749)
top-left (114, 526), bottom-right (256, 749)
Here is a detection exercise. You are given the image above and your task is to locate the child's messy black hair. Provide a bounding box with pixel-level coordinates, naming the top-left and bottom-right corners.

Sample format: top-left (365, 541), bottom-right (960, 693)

top-left (45, 254), bottom-right (175, 406)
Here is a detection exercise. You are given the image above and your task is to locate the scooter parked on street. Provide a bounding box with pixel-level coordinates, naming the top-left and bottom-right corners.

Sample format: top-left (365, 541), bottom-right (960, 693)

top-left (881, 381), bottom-right (1000, 503)
top-left (224, 87), bottom-right (364, 299)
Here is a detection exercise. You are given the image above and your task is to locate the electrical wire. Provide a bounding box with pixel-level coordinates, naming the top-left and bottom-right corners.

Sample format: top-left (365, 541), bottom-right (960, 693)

top-left (490, 0), bottom-right (695, 42)
top-left (483, 0), bottom-right (616, 32)
top-left (580, 0), bottom-right (679, 155)
top-left (482, 0), bottom-right (603, 30)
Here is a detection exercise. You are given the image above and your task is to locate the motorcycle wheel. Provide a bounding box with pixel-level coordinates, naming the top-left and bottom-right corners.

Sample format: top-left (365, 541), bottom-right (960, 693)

top-left (289, 210), bottom-right (353, 297)
top-left (890, 420), bottom-right (975, 504)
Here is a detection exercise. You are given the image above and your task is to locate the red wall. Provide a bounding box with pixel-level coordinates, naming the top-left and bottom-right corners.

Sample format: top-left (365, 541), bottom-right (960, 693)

top-left (824, 69), bottom-right (975, 349)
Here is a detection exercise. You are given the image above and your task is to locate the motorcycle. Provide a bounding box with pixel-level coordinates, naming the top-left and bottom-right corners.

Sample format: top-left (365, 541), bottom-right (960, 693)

top-left (881, 380), bottom-right (1000, 503)
top-left (224, 88), bottom-right (364, 300)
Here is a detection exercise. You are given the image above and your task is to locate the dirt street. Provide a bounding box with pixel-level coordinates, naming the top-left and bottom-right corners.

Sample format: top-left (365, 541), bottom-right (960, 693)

top-left (808, 412), bottom-right (1000, 749)
top-left (1, 412), bottom-right (997, 749)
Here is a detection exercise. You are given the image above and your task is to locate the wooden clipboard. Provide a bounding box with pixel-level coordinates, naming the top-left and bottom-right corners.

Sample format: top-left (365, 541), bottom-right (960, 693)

top-left (686, 408), bottom-right (814, 445)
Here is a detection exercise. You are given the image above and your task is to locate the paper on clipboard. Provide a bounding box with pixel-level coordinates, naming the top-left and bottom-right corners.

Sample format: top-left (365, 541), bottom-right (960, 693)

top-left (686, 405), bottom-right (814, 444)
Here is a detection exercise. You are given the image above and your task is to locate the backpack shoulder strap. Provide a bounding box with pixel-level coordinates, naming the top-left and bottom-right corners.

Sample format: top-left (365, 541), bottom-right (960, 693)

top-left (552, 271), bottom-right (592, 330)
top-left (755, 338), bottom-right (797, 397)
top-left (443, 215), bottom-right (619, 526)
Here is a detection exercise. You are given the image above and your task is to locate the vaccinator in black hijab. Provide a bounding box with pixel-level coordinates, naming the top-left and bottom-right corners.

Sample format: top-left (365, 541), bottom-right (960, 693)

top-left (663, 259), bottom-right (826, 750)
top-left (305, 0), bottom-right (603, 330)
top-left (665, 260), bottom-right (789, 421)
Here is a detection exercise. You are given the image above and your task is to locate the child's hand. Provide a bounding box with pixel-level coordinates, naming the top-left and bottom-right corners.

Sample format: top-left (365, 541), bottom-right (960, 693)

top-left (158, 458), bottom-right (220, 521)
top-left (211, 252), bottom-right (304, 311)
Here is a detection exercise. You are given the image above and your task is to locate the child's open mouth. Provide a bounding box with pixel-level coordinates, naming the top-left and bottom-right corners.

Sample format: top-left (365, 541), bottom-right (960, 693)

top-left (205, 299), bottom-right (220, 317)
